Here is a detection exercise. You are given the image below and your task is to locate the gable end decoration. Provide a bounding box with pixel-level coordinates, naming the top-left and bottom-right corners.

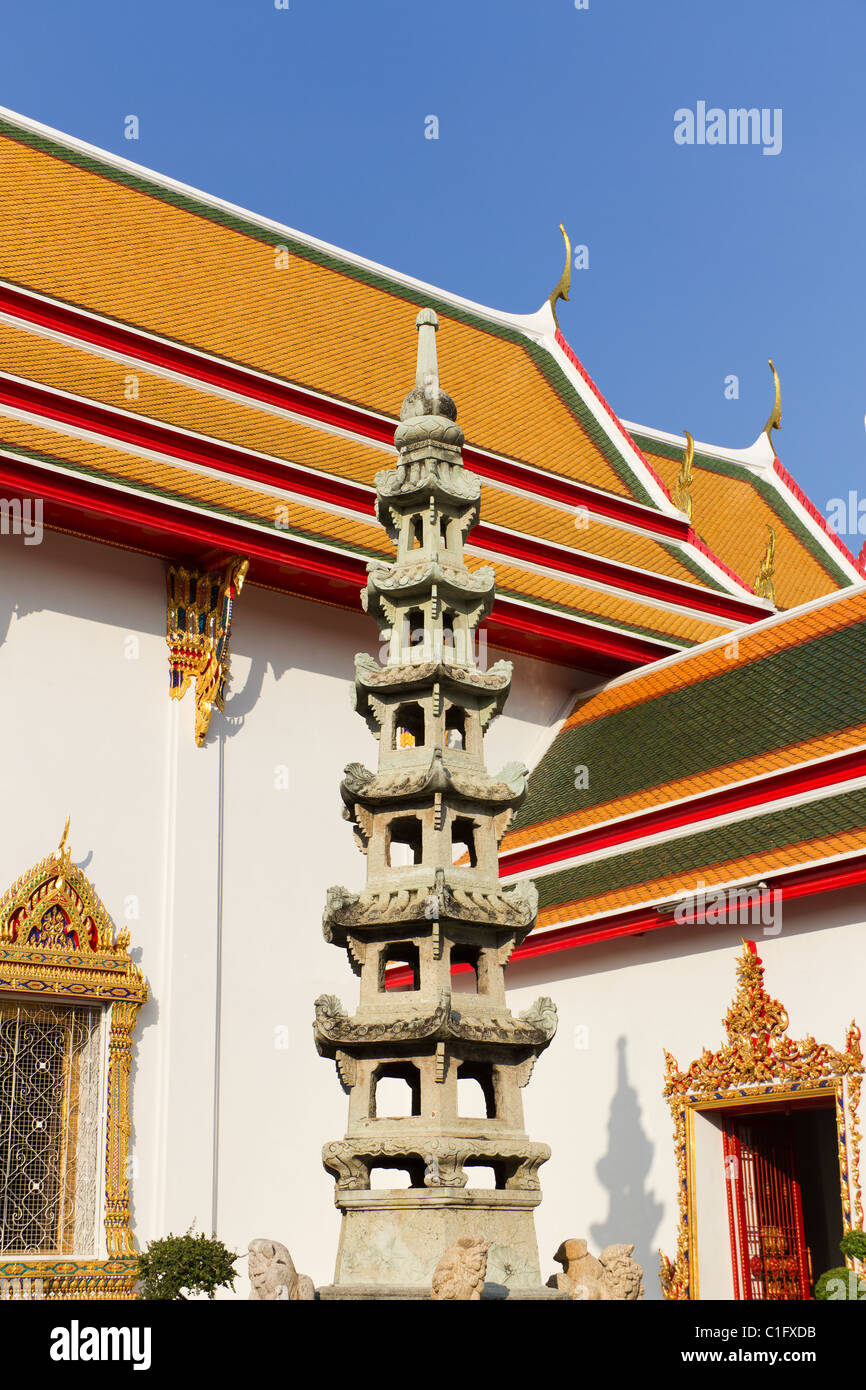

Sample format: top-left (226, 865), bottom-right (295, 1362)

top-left (166, 556), bottom-right (249, 746)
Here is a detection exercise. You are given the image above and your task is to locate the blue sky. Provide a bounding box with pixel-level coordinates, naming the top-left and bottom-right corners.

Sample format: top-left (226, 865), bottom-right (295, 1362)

top-left (2, 0), bottom-right (864, 542)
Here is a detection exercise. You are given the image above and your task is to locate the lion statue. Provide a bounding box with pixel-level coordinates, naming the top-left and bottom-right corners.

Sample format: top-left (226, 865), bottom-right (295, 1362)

top-left (248, 1238), bottom-right (315, 1301)
top-left (547, 1237), bottom-right (644, 1301)
top-left (430, 1235), bottom-right (488, 1300)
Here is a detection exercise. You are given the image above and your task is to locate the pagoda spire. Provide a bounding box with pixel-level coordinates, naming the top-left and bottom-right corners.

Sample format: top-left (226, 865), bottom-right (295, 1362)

top-left (413, 307), bottom-right (440, 399)
top-left (315, 308), bottom-right (558, 1300)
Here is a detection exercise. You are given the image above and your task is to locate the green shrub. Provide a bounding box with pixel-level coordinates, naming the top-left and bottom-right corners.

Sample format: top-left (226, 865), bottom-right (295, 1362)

top-left (840, 1230), bottom-right (866, 1264)
top-left (137, 1230), bottom-right (239, 1300)
top-left (815, 1266), bottom-right (866, 1300)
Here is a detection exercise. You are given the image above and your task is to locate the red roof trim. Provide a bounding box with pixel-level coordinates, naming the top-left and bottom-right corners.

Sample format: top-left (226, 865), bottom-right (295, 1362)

top-left (772, 456), bottom-right (866, 578)
top-left (508, 851), bottom-right (866, 964)
top-left (0, 450), bottom-right (674, 673)
top-left (385, 851), bottom-right (866, 985)
top-left (554, 327), bottom-right (755, 591)
top-left (499, 746), bottom-right (866, 876)
top-left (0, 375), bottom-right (767, 628)
top-left (555, 327), bottom-right (675, 502)
top-left (0, 281), bottom-right (695, 544)
top-left (472, 522), bottom-right (763, 624)
top-left (0, 371), bottom-right (373, 513)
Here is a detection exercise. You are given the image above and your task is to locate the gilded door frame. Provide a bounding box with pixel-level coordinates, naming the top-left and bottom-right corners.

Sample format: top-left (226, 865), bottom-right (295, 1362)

top-left (660, 943), bottom-right (862, 1301)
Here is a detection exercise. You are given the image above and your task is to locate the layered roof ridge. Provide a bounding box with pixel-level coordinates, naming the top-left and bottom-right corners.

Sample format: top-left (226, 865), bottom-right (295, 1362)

top-left (629, 418), bottom-right (865, 607)
top-left (0, 103), bottom-right (844, 668)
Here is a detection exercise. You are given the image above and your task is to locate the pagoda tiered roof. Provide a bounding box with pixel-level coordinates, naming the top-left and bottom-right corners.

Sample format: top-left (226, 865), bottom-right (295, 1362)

top-left (5, 107), bottom-right (859, 674)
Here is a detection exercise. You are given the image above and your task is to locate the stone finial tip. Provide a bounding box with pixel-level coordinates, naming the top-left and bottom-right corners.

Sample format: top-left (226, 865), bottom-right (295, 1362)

top-left (397, 304), bottom-right (458, 429)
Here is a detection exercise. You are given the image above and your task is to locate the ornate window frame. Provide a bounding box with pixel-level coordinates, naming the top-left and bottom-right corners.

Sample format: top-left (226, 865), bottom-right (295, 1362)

top-left (0, 829), bottom-right (148, 1299)
top-left (660, 941), bottom-right (863, 1300)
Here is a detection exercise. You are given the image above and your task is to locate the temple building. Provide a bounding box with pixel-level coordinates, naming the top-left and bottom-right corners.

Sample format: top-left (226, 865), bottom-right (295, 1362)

top-left (0, 105), bottom-right (863, 1300)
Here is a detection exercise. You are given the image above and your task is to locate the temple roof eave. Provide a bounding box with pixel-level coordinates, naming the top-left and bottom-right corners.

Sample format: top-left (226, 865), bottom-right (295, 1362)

top-left (363, 558), bottom-right (496, 610)
top-left (339, 753), bottom-right (529, 811)
top-left (322, 876), bottom-right (539, 944)
top-left (353, 652), bottom-right (513, 701)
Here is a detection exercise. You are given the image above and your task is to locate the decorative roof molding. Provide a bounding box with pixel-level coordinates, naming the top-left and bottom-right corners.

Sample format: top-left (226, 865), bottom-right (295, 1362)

top-left (503, 765), bottom-right (866, 887)
top-left (1, 281), bottom-right (769, 602)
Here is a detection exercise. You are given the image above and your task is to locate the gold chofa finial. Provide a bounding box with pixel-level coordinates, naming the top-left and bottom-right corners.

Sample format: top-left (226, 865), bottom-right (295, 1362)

top-left (754, 524), bottom-right (777, 603)
top-left (672, 431), bottom-right (695, 522)
top-left (763, 358), bottom-right (782, 445)
top-left (547, 223), bottom-right (571, 329)
top-left (54, 815), bottom-right (71, 889)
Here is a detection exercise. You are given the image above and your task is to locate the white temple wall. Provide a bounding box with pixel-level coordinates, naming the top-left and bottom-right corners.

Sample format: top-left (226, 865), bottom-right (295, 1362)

top-left (5, 529), bottom-right (861, 1296)
top-left (505, 886), bottom-right (866, 1298)
top-left (0, 528), bottom-right (584, 1289)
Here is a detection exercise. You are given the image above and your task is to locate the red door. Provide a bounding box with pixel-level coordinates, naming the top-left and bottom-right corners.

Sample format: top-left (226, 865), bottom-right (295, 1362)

top-left (723, 1113), bottom-right (812, 1300)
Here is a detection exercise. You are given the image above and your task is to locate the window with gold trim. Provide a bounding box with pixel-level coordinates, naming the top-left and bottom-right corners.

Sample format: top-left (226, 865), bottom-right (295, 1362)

top-left (0, 1000), bottom-right (104, 1257)
top-left (0, 828), bottom-right (147, 1300)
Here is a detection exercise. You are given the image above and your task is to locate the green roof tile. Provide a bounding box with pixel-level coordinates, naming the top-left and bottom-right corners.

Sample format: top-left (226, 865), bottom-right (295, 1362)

top-left (534, 785), bottom-right (866, 912)
top-left (515, 617), bottom-right (866, 831)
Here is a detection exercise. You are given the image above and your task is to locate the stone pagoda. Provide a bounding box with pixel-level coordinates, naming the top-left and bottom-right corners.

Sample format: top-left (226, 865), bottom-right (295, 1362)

top-left (315, 309), bottom-right (558, 1298)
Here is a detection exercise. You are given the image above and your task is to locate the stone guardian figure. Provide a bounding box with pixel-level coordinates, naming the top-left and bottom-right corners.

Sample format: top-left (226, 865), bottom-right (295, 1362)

top-left (248, 1238), bottom-right (315, 1300)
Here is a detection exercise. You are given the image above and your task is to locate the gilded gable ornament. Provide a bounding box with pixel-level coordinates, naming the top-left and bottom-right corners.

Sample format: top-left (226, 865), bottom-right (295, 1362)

top-left (754, 523), bottom-right (777, 603)
top-left (671, 431), bottom-right (695, 522)
top-left (166, 556), bottom-right (249, 745)
top-left (547, 223), bottom-right (572, 330)
top-left (763, 357), bottom-right (782, 446)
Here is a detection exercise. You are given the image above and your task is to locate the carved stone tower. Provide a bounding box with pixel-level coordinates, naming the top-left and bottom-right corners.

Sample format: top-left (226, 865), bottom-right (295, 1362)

top-left (315, 309), bottom-right (557, 1297)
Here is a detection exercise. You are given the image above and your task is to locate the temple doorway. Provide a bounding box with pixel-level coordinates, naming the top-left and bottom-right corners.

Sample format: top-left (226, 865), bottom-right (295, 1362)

top-left (722, 1100), bottom-right (843, 1300)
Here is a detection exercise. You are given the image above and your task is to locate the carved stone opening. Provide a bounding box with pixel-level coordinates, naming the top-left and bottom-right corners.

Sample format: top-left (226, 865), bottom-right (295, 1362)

top-left (444, 705), bottom-right (465, 750)
top-left (408, 515), bottom-right (424, 550)
top-left (451, 944), bottom-right (481, 993)
top-left (403, 608), bottom-right (425, 663)
top-left (463, 1163), bottom-right (501, 1190)
top-left (394, 702), bottom-right (425, 750)
top-left (457, 1062), bottom-right (496, 1119)
top-left (441, 609), bottom-right (455, 662)
top-left (379, 942), bottom-right (420, 992)
top-left (388, 816), bottom-right (423, 867)
top-left (372, 1063), bottom-right (422, 1119)
top-left (451, 816), bottom-right (477, 868)
top-left (369, 1158), bottom-right (427, 1190)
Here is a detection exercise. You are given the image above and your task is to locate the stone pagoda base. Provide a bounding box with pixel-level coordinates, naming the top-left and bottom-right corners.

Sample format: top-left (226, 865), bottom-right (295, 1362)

top-left (317, 1284), bottom-right (568, 1301)
top-left (329, 1189), bottom-right (549, 1290)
